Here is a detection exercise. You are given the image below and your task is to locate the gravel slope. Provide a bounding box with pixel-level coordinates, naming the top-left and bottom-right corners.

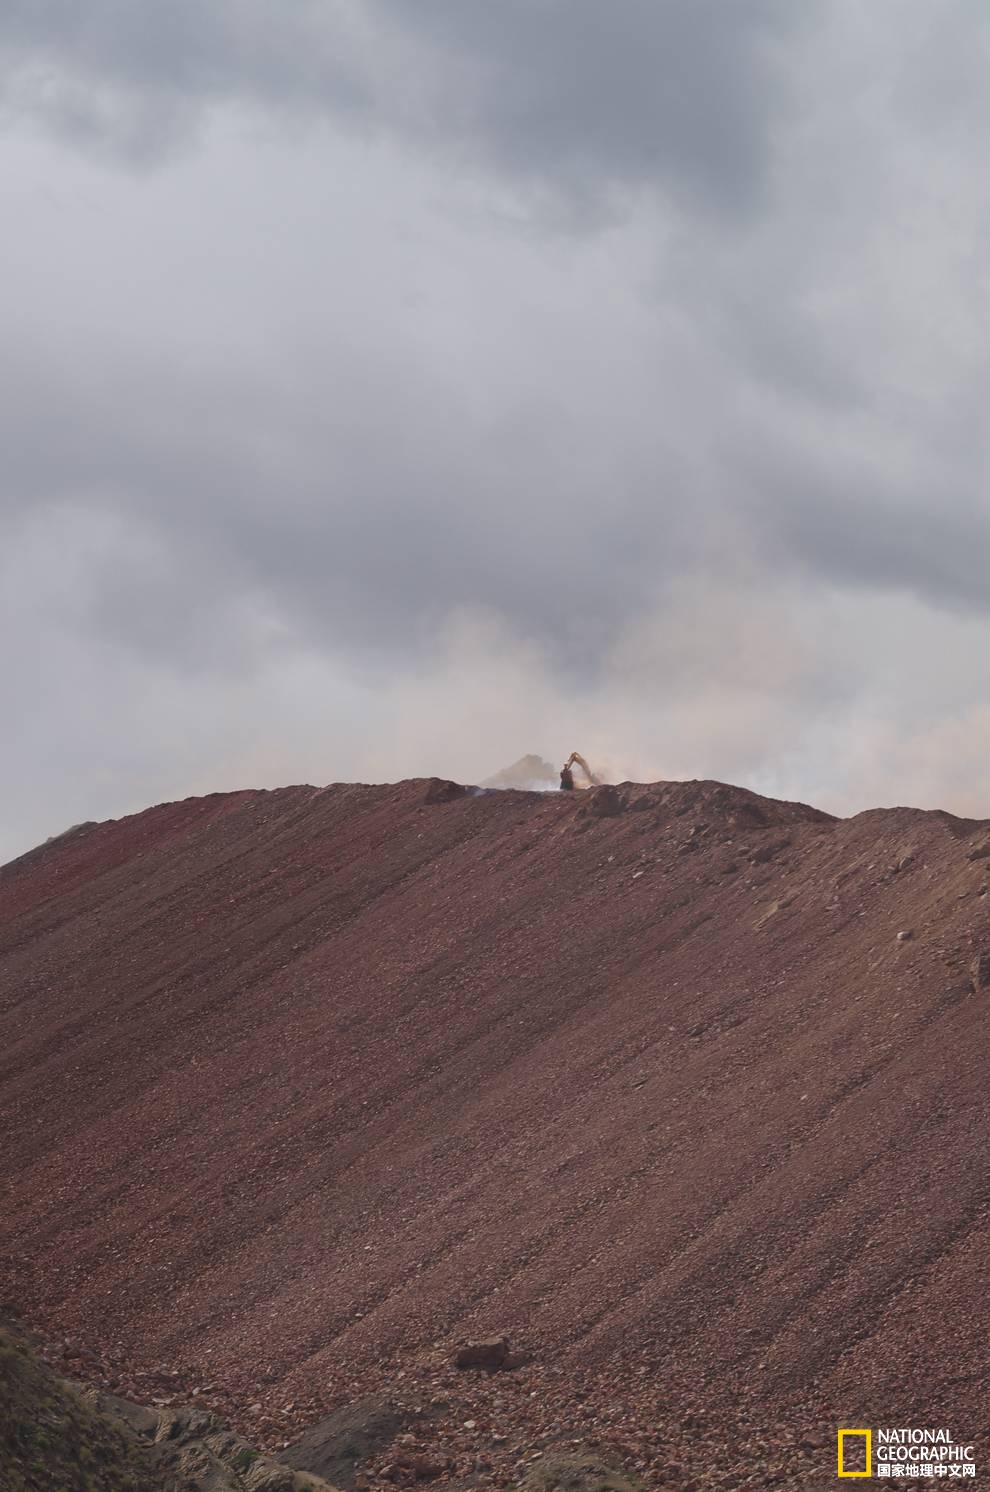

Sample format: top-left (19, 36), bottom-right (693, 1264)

top-left (2, 777), bottom-right (989, 1484)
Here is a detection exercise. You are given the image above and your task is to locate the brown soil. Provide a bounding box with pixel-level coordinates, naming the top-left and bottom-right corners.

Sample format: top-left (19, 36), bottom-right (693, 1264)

top-left (2, 777), bottom-right (989, 1487)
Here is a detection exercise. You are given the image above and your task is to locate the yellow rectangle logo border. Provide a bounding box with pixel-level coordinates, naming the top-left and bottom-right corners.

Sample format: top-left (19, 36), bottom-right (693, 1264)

top-left (838, 1428), bottom-right (872, 1478)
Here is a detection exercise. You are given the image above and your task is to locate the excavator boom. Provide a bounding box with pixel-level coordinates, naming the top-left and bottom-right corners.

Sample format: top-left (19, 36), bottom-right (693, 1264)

top-left (566, 751), bottom-right (600, 786)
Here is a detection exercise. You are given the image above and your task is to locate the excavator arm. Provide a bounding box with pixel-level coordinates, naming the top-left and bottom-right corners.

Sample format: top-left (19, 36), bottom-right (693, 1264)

top-left (566, 751), bottom-right (600, 787)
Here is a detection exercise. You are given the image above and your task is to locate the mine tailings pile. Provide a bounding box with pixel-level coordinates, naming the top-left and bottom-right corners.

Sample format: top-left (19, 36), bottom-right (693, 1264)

top-left (2, 775), bottom-right (990, 1464)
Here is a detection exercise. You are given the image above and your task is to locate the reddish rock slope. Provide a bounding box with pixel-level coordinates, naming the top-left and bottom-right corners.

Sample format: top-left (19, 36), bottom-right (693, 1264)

top-left (2, 778), bottom-right (989, 1468)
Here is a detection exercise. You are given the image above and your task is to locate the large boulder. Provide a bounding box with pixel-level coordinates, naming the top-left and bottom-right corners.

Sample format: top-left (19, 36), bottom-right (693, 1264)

top-left (453, 1335), bottom-right (510, 1371)
top-left (587, 785), bottom-right (624, 818)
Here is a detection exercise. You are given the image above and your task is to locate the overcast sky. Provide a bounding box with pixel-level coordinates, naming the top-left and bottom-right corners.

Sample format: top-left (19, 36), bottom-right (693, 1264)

top-left (4, 2), bottom-right (990, 861)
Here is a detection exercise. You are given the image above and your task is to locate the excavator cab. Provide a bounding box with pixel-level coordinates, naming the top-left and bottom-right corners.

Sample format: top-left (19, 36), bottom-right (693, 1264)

top-left (560, 752), bottom-right (599, 791)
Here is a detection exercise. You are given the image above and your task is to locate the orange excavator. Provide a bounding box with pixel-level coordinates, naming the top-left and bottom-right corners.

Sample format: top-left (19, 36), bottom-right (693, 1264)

top-left (559, 751), bottom-right (600, 791)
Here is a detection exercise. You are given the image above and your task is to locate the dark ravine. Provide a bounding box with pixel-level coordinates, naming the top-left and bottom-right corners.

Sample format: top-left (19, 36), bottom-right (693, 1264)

top-left (3, 776), bottom-right (990, 1486)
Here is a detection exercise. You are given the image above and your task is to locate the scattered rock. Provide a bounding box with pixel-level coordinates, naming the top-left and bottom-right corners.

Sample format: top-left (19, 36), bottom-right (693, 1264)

top-left (748, 839), bottom-right (790, 865)
top-left (423, 779), bottom-right (466, 804)
top-left (896, 930), bottom-right (914, 943)
top-left (755, 896), bottom-right (794, 929)
top-left (588, 785), bottom-right (624, 818)
top-left (453, 1337), bottom-right (509, 1371)
top-left (971, 953), bottom-right (990, 991)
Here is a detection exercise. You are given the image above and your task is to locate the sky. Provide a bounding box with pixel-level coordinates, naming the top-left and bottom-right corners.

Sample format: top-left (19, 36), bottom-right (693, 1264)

top-left (3, 2), bottom-right (990, 862)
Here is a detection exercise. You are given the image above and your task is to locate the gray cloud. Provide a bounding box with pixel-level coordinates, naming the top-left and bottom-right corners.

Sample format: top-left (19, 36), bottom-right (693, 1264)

top-left (0, 2), bottom-right (369, 163)
top-left (4, 2), bottom-right (990, 863)
top-left (1, 0), bottom-right (804, 215)
top-left (371, 0), bottom-right (804, 216)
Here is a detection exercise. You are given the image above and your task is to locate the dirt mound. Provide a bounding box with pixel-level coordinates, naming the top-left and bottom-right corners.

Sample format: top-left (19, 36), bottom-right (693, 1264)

top-left (3, 776), bottom-right (990, 1483)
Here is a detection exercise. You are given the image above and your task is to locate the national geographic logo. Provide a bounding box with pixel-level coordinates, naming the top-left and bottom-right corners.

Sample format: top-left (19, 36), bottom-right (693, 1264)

top-left (838, 1430), bottom-right (872, 1478)
top-left (838, 1427), bottom-right (976, 1478)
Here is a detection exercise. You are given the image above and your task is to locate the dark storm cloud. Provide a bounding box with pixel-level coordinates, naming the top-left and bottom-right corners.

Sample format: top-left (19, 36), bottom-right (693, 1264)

top-left (373, 0), bottom-right (804, 215)
top-left (0, 0), bottom-right (803, 213)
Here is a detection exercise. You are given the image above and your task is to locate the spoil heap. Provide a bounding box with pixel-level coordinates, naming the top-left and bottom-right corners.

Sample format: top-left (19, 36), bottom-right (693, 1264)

top-left (2, 778), bottom-right (989, 1485)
